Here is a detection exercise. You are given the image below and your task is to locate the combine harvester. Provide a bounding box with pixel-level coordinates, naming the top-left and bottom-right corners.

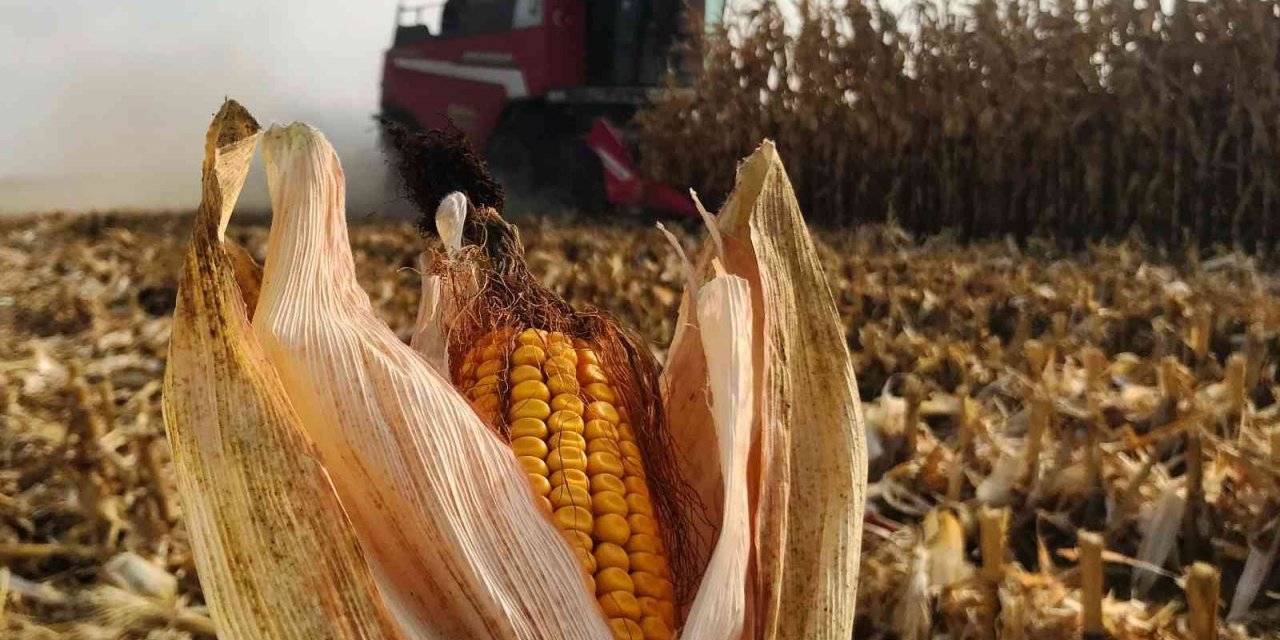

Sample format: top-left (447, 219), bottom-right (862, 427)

top-left (380, 0), bottom-right (724, 216)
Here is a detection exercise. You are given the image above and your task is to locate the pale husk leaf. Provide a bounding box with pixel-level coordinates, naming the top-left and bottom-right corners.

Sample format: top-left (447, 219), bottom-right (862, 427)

top-left (410, 194), bottom-right (479, 376)
top-left (409, 252), bottom-right (449, 376)
top-left (162, 100), bottom-right (400, 639)
top-left (251, 124), bottom-right (609, 639)
top-left (714, 141), bottom-right (867, 639)
top-left (680, 271), bottom-right (757, 640)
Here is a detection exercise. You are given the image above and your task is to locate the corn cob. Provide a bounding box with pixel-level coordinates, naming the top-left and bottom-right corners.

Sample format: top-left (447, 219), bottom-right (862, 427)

top-left (458, 328), bottom-right (676, 640)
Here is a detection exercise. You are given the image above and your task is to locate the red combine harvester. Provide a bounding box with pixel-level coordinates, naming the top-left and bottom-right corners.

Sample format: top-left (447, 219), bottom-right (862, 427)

top-left (380, 1), bottom-right (723, 217)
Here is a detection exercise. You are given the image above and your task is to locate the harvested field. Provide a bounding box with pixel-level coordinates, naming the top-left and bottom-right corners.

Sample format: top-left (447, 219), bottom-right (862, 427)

top-left (1, 212), bottom-right (1277, 639)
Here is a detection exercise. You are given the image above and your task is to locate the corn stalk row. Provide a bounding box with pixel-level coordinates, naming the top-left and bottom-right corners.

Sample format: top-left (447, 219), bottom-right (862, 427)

top-left (639, 0), bottom-right (1280, 250)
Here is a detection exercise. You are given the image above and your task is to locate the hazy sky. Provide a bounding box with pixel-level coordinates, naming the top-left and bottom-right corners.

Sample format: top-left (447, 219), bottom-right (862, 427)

top-left (0, 0), bottom-right (412, 214)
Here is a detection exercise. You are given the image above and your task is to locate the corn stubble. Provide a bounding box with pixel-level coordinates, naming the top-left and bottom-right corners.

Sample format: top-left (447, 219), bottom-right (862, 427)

top-left (160, 100), bottom-right (866, 639)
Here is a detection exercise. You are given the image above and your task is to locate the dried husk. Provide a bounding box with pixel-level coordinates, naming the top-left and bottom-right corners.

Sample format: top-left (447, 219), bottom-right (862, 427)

top-left (161, 100), bottom-right (400, 639)
top-left (666, 141), bottom-right (867, 639)
top-left (680, 268), bottom-right (756, 640)
top-left (250, 124), bottom-right (608, 639)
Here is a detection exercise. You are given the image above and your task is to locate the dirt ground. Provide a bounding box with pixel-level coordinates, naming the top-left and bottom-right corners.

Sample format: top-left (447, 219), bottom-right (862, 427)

top-left (1, 212), bottom-right (1277, 638)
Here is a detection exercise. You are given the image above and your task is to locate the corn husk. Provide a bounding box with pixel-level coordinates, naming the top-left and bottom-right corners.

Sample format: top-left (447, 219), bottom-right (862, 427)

top-left (162, 102), bottom-right (864, 640)
top-left (710, 141), bottom-right (867, 639)
top-left (251, 123), bottom-right (608, 639)
top-left (161, 101), bottom-right (399, 639)
top-left (679, 268), bottom-right (756, 640)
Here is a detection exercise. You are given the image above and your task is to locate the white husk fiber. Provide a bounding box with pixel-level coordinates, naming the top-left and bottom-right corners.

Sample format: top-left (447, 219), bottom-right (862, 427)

top-left (251, 124), bottom-right (608, 639)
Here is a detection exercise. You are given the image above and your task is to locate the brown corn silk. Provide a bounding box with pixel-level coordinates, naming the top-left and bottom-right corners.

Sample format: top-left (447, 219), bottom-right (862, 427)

top-left (161, 100), bottom-right (400, 639)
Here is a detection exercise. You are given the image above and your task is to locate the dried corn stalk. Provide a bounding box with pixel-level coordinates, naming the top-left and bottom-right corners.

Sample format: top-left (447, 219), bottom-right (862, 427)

top-left (163, 100), bottom-right (865, 639)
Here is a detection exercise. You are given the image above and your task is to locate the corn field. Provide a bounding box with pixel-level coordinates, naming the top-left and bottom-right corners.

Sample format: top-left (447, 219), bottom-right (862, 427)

top-left (638, 0), bottom-right (1280, 250)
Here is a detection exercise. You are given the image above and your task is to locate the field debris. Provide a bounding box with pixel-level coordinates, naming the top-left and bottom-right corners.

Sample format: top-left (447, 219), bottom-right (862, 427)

top-left (2, 213), bottom-right (1279, 638)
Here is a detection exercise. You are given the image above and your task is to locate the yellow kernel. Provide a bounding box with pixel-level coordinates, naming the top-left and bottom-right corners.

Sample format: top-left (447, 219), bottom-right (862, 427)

top-left (550, 484), bottom-right (592, 510)
top-left (512, 344), bottom-right (547, 366)
top-left (550, 468), bottom-right (590, 489)
top-left (538, 496), bottom-right (553, 512)
top-left (587, 438), bottom-right (622, 456)
top-left (511, 436), bottom-right (549, 459)
top-left (631, 572), bottom-right (672, 600)
top-left (627, 514), bottom-right (658, 536)
top-left (578, 363), bottom-right (609, 384)
top-left (640, 616), bottom-right (673, 640)
top-left (595, 567), bottom-right (634, 595)
top-left (625, 493), bottom-right (653, 516)
top-left (595, 513), bottom-right (631, 545)
top-left (554, 505), bottom-right (593, 533)
top-left (547, 447), bottom-right (588, 472)
top-left (586, 401), bottom-right (621, 424)
top-left (616, 423), bottom-right (637, 441)
top-left (622, 457), bottom-right (646, 478)
top-left (590, 473), bottom-right (626, 495)
top-left (594, 542), bottom-right (631, 571)
top-left (638, 597), bottom-right (675, 624)
top-left (467, 374), bottom-right (500, 399)
top-left (517, 456), bottom-right (548, 475)
top-left (508, 417), bottom-right (548, 439)
top-left (608, 619), bottom-right (644, 640)
top-left (623, 477), bottom-right (649, 496)
top-left (548, 341), bottom-right (577, 360)
top-left (509, 364), bottom-right (543, 384)
top-left (551, 394), bottom-right (585, 415)
top-left (598, 590), bottom-right (641, 620)
top-left (583, 382), bottom-right (617, 403)
top-left (565, 529), bottom-right (594, 550)
top-left (547, 331), bottom-right (573, 345)
top-left (476, 359), bottom-right (504, 378)
top-left (547, 373), bottom-right (580, 395)
top-left (545, 356), bottom-right (577, 378)
top-left (480, 341), bottom-right (505, 360)
top-left (527, 474), bottom-right (551, 497)
top-left (508, 398), bottom-right (551, 421)
top-left (459, 359), bottom-right (477, 377)
top-left (510, 379), bottom-right (550, 403)
top-left (629, 552), bottom-right (668, 578)
top-left (592, 490), bottom-right (629, 516)
top-left (549, 431), bottom-right (587, 450)
top-left (585, 419), bottom-right (619, 440)
top-left (574, 546), bottom-right (597, 574)
top-left (472, 394), bottom-right (501, 413)
top-left (588, 451), bottom-right (625, 477)
top-left (626, 534), bottom-right (661, 554)
top-left (619, 441), bottom-right (642, 459)
top-left (517, 328), bottom-right (547, 345)
top-left (548, 411), bottom-right (586, 434)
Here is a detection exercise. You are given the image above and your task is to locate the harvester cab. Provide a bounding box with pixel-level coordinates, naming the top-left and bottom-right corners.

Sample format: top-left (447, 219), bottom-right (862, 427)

top-left (380, 0), bottom-right (720, 216)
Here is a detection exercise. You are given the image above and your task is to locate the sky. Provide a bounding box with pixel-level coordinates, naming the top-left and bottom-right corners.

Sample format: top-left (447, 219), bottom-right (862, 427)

top-left (0, 0), bottom-right (414, 214)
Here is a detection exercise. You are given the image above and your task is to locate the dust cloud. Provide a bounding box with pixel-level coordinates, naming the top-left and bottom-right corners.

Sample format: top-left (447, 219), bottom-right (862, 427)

top-left (0, 0), bottom-right (419, 217)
